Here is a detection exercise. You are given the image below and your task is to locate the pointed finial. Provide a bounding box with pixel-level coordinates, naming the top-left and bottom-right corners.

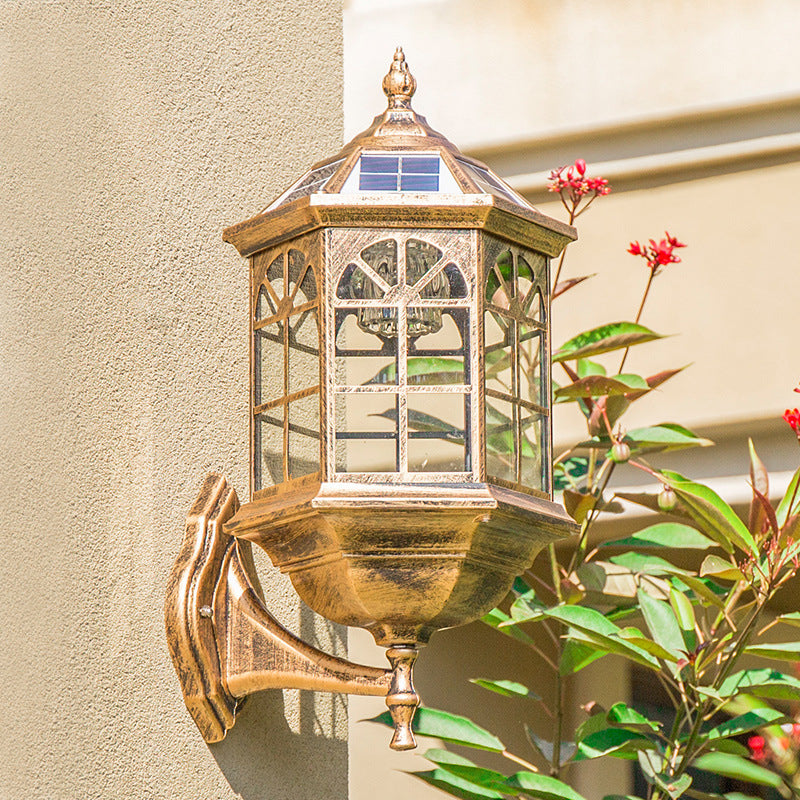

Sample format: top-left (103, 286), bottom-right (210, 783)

top-left (382, 47), bottom-right (417, 109)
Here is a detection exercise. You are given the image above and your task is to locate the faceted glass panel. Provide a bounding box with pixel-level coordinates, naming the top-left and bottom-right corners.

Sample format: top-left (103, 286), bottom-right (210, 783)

top-left (483, 238), bottom-right (550, 494)
top-left (519, 412), bottom-right (544, 491)
top-left (485, 397), bottom-right (516, 483)
top-left (334, 392), bottom-right (398, 472)
top-left (255, 323), bottom-right (284, 406)
top-left (335, 311), bottom-right (397, 386)
top-left (288, 310), bottom-right (319, 395)
top-left (254, 410), bottom-right (284, 489)
top-left (269, 159), bottom-right (343, 210)
top-left (517, 322), bottom-right (542, 406)
top-left (408, 311), bottom-right (466, 385)
top-left (288, 392), bottom-right (320, 479)
top-left (408, 392), bottom-right (467, 472)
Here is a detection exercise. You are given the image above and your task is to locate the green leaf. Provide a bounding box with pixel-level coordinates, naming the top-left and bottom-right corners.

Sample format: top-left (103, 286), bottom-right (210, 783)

top-left (505, 771), bottom-right (588, 800)
top-left (704, 708), bottom-right (787, 741)
top-left (553, 322), bottom-right (664, 363)
top-left (573, 728), bottom-right (653, 761)
top-left (577, 358), bottom-right (606, 378)
top-left (776, 466), bottom-right (800, 527)
top-left (776, 611), bottom-right (800, 628)
top-left (368, 356), bottom-right (465, 386)
top-left (425, 752), bottom-right (509, 792)
top-left (699, 555), bottom-right (744, 582)
top-left (669, 587), bottom-right (697, 652)
top-left (415, 769), bottom-right (505, 800)
top-left (661, 570), bottom-right (727, 609)
top-left (637, 589), bottom-right (686, 658)
top-left (610, 552), bottom-right (691, 577)
top-left (470, 678), bottom-right (541, 701)
top-left (659, 475), bottom-right (755, 555)
top-left (543, 606), bottom-right (659, 668)
top-left (482, 607), bottom-right (536, 646)
top-left (660, 774), bottom-right (692, 800)
top-left (745, 642), bottom-right (800, 661)
top-left (606, 702), bottom-right (661, 732)
top-left (617, 630), bottom-right (678, 662)
top-left (559, 639), bottom-right (605, 675)
top-left (692, 753), bottom-right (782, 788)
top-left (368, 707), bottom-right (504, 752)
top-left (718, 668), bottom-right (800, 701)
top-left (601, 523), bottom-right (715, 550)
top-left (555, 374), bottom-right (649, 400)
top-left (623, 424), bottom-right (713, 453)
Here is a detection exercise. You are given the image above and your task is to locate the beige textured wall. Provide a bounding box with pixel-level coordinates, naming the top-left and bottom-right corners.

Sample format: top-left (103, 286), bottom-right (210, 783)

top-left (0, 2), bottom-right (345, 798)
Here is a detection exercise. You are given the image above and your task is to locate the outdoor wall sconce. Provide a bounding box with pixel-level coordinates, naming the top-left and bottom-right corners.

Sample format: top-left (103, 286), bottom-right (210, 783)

top-left (166, 49), bottom-right (578, 751)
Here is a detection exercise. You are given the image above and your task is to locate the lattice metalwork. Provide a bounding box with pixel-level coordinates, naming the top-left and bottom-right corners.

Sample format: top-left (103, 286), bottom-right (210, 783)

top-left (251, 233), bottom-right (321, 492)
top-left (482, 235), bottom-right (550, 496)
top-left (327, 228), bottom-right (478, 482)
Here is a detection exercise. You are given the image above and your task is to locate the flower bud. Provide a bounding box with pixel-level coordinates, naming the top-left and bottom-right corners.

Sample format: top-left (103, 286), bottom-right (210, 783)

top-left (575, 158), bottom-right (586, 175)
top-left (611, 441), bottom-right (631, 463)
top-left (658, 486), bottom-right (677, 512)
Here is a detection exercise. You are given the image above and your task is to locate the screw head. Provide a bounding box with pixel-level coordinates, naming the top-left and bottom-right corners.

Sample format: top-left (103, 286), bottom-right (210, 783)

top-left (199, 605), bottom-right (213, 618)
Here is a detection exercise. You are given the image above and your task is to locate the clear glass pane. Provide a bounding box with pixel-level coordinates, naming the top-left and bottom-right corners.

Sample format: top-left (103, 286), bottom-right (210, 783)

top-left (254, 410), bottom-right (284, 490)
top-left (360, 239), bottom-right (398, 287)
top-left (407, 310), bottom-right (465, 385)
top-left (266, 253), bottom-right (284, 300)
top-left (518, 322), bottom-right (542, 406)
top-left (334, 392), bottom-right (398, 472)
top-left (406, 239), bottom-right (443, 289)
top-left (288, 309), bottom-right (319, 394)
top-left (484, 311), bottom-right (512, 398)
top-left (335, 311), bottom-right (397, 386)
top-left (337, 263), bottom-right (385, 300)
top-left (517, 255), bottom-right (533, 306)
top-left (255, 323), bottom-right (284, 406)
top-left (519, 411), bottom-right (543, 491)
top-left (486, 397), bottom-right (516, 483)
top-left (408, 392), bottom-right (467, 472)
top-left (288, 392), bottom-right (320, 479)
top-left (288, 249), bottom-right (315, 305)
top-left (443, 263), bottom-right (468, 298)
top-left (486, 250), bottom-right (513, 308)
top-left (256, 285), bottom-right (275, 320)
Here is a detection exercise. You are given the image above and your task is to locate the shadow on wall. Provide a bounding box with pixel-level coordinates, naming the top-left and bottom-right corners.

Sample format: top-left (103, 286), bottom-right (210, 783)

top-left (208, 604), bottom-right (348, 800)
top-left (211, 689), bottom-right (348, 800)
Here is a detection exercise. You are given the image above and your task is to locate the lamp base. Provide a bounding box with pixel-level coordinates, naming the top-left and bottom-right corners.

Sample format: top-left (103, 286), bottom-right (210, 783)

top-left (165, 474), bottom-right (420, 749)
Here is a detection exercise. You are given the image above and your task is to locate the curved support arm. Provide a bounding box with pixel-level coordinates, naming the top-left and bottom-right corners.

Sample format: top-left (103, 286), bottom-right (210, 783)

top-left (165, 474), bottom-right (419, 750)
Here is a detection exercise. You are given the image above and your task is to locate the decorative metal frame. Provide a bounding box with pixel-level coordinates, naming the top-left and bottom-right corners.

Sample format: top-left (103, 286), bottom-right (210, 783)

top-left (166, 48), bottom-right (579, 752)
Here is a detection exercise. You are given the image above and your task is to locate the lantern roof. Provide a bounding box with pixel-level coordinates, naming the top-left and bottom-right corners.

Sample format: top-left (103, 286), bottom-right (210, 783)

top-left (223, 48), bottom-right (576, 257)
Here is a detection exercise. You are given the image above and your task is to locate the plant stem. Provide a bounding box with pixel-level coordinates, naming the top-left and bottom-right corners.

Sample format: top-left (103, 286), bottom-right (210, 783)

top-left (502, 749), bottom-right (539, 774)
top-left (619, 267), bottom-right (656, 372)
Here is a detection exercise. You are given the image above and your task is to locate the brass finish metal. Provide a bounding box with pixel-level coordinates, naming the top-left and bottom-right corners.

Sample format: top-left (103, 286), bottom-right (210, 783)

top-left (167, 49), bottom-right (580, 752)
top-left (166, 474), bottom-right (425, 749)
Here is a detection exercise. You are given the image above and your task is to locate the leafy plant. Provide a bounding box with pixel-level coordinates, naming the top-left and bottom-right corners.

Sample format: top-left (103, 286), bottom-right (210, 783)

top-left (370, 160), bottom-right (800, 800)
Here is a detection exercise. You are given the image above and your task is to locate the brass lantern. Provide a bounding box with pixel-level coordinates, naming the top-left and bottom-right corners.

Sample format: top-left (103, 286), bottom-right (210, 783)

top-left (165, 49), bottom-right (578, 751)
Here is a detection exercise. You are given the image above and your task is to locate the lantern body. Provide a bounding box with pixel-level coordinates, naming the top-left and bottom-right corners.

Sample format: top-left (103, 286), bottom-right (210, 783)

top-left (222, 55), bottom-right (577, 649)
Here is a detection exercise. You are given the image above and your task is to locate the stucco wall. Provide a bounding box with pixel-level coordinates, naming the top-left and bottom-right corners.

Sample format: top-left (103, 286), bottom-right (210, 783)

top-left (0, 2), bottom-right (344, 797)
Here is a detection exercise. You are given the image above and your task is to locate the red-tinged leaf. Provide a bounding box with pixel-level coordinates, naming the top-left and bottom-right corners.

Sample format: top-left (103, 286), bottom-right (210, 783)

top-left (553, 274), bottom-right (595, 300)
top-left (752, 486), bottom-right (778, 536)
top-left (748, 439), bottom-right (769, 536)
top-left (553, 322), bottom-right (665, 363)
top-left (624, 366), bottom-right (687, 400)
top-left (556, 374), bottom-right (649, 401)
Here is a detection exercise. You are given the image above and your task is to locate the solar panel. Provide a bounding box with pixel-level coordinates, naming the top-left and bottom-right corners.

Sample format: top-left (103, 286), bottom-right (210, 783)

top-left (358, 154), bottom-right (440, 192)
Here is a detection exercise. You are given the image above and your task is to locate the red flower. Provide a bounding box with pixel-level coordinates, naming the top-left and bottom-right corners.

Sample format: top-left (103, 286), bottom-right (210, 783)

top-left (627, 232), bottom-right (687, 274)
top-left (547, 159), bottom-right (611, 217)
top-left (748, 734), bottom-right (767, 763)
top-left (784, 408), bottom-right (800, 436)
